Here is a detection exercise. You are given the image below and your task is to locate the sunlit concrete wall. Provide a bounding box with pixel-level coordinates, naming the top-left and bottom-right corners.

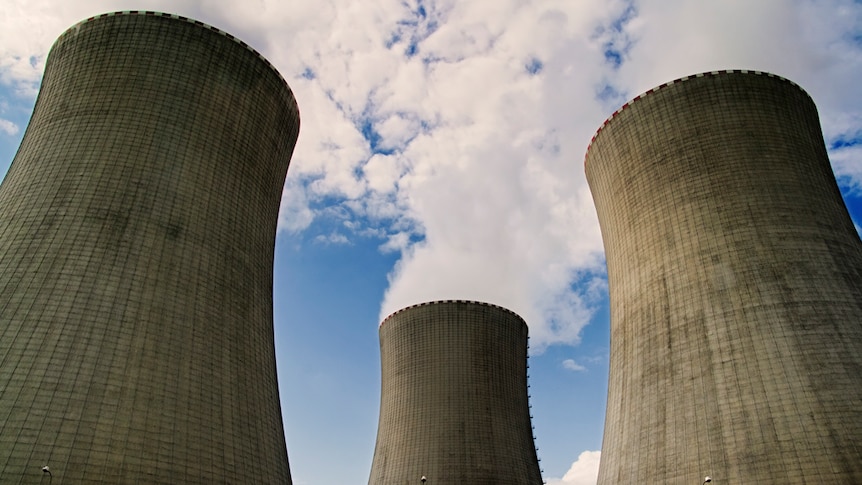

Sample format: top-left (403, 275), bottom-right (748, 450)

top-left (369, 300), bottom-right (543, 485)
top-left (586, 70), bottom-right (862, 484)
top-left (0, 12), bottom-right (299, 484)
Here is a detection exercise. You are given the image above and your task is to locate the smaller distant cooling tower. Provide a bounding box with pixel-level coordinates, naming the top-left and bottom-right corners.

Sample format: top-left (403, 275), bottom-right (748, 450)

top-left (368, 300), bottom-right (543, 485)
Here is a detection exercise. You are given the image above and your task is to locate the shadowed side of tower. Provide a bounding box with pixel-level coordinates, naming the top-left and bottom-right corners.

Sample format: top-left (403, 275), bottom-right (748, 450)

top-left (586, 71), bottom-right (862, 484)
top-left (369, 300), bottom-right (543, 485)
top-left (0, 12), bottom-right (299, 484)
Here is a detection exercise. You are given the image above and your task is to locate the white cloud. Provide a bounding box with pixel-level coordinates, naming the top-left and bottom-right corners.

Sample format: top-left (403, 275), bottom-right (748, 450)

top-left (546, 450), bottom-right (601, 485)
top-left (380, 231), bottom-right (412, 254)
top-left (832, 143), bottom-right (862, 192)
top-left (363, 153), bottom-right (404, 194)
top-left (0, 118), bottom-right (18, 136)
top-left (562, 359), bottom-right (586, 372)
top-left (373, 0), bottom-right (625, 348)
top-left (826, 111), bottom-right (862, 193)
top-left (374, 115), bottom-right (419, 151)
top-left (314, 232), bottom-right (350, 245)
top-left (278, 177), bottom-right (315, 233)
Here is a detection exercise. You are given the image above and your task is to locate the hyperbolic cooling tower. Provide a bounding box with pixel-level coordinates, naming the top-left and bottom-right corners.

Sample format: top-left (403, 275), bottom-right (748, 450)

top-left (585, 70), bottom-right (862, 484)
top-left (0, 12), bottom-right (299, 483)
top-left (369, 300), bottom-right (543, 485)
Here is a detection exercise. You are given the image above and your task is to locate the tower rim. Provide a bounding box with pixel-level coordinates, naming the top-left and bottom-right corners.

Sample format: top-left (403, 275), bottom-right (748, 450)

top-left (583, 69), bottom-right (809, 170)
top-left (54, 11), bottom-right (297, 111)
top-left (379, 299), bottom-right (527, 328)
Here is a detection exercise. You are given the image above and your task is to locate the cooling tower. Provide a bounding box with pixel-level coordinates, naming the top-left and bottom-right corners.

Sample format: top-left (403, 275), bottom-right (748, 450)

top-left (0, 12), bottom-right (299, 484)
top-left (368, 300), bottom-right (543, 485)
top-left (585, 70), bottom-right (862, 484)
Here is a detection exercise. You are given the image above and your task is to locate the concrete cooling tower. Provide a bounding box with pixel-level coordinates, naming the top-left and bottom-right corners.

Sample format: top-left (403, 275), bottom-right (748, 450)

top-left (368, 300), bottom-right (543, 485)
top-left (585, 70), bottom-right (862, 484)
top-left (0, 12), bottom-right (299, 484)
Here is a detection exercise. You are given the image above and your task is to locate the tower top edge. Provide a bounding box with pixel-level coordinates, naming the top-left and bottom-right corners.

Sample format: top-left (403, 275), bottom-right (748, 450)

top-left (583, 70), bottom-right (811, 169)
top-left (379, 300), bottom-right (527, 328)
top-left (56, 11), bottom-right (292, 94)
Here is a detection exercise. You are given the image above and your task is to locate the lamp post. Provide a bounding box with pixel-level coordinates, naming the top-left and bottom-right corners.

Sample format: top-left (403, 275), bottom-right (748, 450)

top-left (42, 466), bottom-right (53, 484)
top-left (703, 477), bottom-right (712, 484)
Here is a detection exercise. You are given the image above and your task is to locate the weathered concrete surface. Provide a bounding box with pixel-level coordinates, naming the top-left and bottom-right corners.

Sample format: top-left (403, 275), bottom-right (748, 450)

top-left (0, 12), bottom-right (299, 484)
top-left (369, 301), bottom-right (543, 485)
top-left (586, 70), bottom-right (862, 485)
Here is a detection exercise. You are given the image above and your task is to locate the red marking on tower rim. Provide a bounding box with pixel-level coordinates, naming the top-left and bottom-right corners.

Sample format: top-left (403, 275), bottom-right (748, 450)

top-left (583, 70), bottom-right (809, 170)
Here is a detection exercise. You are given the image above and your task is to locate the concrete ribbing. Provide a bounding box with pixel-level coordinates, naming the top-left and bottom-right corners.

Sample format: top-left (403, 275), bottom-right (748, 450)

top-left (0, 12), bottom-right (298, 484)
top-left (369, 300), bottom-right (543, 485)
top-left (586, 71), bottom-right (862, 484)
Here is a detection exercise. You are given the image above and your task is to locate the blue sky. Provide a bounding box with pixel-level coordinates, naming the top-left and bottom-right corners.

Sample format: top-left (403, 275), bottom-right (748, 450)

top-left (1, 1), bottom-right (861, 484)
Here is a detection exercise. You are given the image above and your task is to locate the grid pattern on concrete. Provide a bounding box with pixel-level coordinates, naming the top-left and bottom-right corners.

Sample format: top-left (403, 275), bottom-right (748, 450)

top-left (584, 70), bottom-right (806, 165)
top-left (59, 11), bottom-right (290, 89)
top-left (586, 71), bottom-right (862, 484)
top-left (0, 12), bottom-right (298, 484)
top-left (369, 301), bottom-right (543, 485)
